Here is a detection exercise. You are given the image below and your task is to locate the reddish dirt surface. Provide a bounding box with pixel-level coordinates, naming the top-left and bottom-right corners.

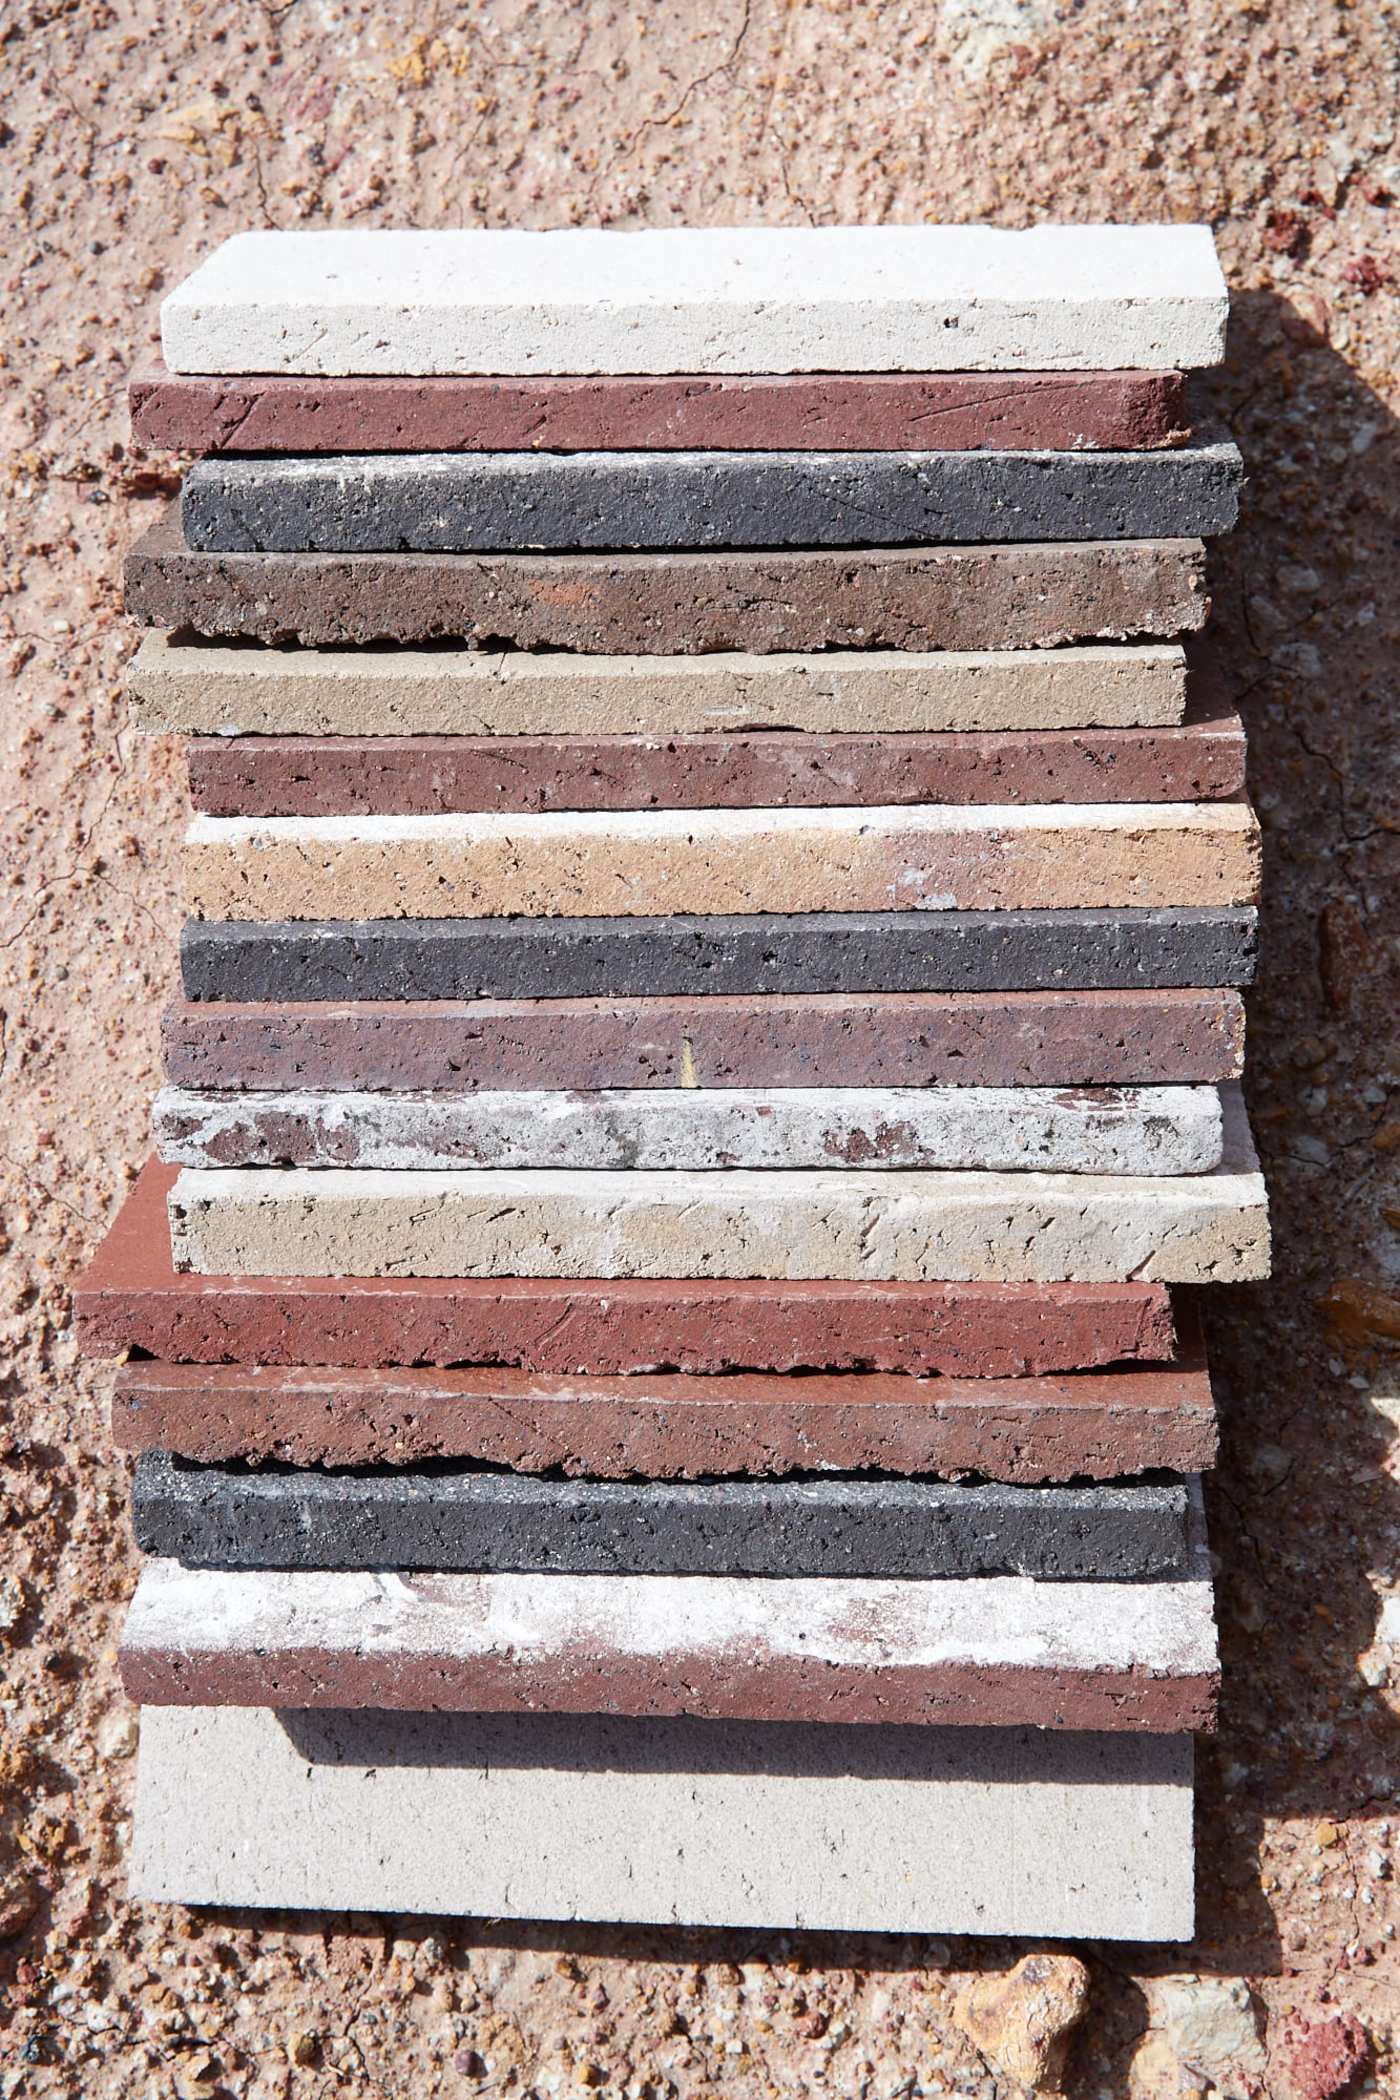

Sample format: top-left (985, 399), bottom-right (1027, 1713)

top-left (2, 1), bottom-right (1399, 2093)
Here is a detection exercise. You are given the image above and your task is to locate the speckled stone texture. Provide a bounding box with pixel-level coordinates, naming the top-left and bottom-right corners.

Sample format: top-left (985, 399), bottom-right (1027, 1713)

top-left (124, 514), bottom-right (1209, 650)
top-left (180, 443), bottom-right (1243, 553)
top-left (118, 1489), bottom-right (1218, 1727)
top-left (131, 1708), bottom-right (1196, 1940)
top-left (181, 803), bottom-right (1262, 922)
top-left (80, 1161), bottom-right (1179, 1379)
top-left (130, 363), bottom-right (1193, 455)
top-left (179, 906), bottom-right (1260, 1003)
top-left (152, 1082), bottom-right (1226, 1176)
top-left (164, 1085), bottom-right (1268, 1284)
top-left (109, 1333), bottom-right (1216, 1479)
top-left (131, 631), bottom-right (1191, 736)
top-left (131, 1454), bottom-right (1192, 1580)
top-left (159, 225), bottom-right (1229, 375)
top-left (185, 712), bottom-right (1247, 817)
top-left (161, 988), bottom-right (1248, 1092)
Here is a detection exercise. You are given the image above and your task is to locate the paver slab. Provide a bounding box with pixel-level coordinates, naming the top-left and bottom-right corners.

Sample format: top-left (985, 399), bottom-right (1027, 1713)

top-left (132, 1454), bottom-right (1191, 1579)
top-left (159, 225), bottom-right (1228, 375)
top-left (182, 803), bottom-right (1262, 921)
top-left (131, 1707), bottom-right (1197, 1939)
top-left (131, 629), bottom-right (1191, 736)
top-left (130, 362), bottom-right (1193, 454)
top-left (160, 988), bottom-right (1248, 1092)
top-left (179, 906), bottom-right (1260, 1002)
top-left (180, 442), bottom-right (1242, 553)
top-left (152, 1082), bottom-right (1225, 1177)
top-left (80, 1161), bottom-right (1179, 1378)
top-left (119, 1489), bottom-right (1219, 1728)
top-left (184, 713), bottom-right (1247, 817)
top-left (125, 515), bottom-right (1208, 650)
top-left (164, 1085), bottom-right (1268, 1283)
top-left (109, 1321), bottom-right (1216, 1478)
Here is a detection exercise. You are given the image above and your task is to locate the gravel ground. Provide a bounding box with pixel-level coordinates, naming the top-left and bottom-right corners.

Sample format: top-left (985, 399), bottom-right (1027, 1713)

top-left (2, 1), bottom-right (1399, 2092)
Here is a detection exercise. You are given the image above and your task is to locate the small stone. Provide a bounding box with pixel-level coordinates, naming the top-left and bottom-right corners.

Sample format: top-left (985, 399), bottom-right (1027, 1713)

top-left (0, 1575), bottom-right (27, 1640)
top-left (97, 1708), bottom-right (139, 1760)
top-left (177, 2071), bottom-right (220, 2100)
top-left (1272, 2010), bottom-right (1369, 2100)
top-left (1250, 1443), bottom-right (1294, 1485)
top-left (0, 1870), bottom-right (40, 1940)
top-left (1357, 1648), bottom-right (1390, 1688)
top-left (1129, 2032), bottom-right (1209, 2099)
top-left (954, 1953), bottom-right (1090, 2092)
top-left (1148, 1976), bottom-right (1266, 2098)
top-left (287, 2031), bottom-right (318, 2067)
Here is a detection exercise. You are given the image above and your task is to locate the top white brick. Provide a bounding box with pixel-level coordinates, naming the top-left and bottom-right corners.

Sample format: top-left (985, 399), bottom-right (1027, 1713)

top-left (160, 225), bottom-right (1229, 377)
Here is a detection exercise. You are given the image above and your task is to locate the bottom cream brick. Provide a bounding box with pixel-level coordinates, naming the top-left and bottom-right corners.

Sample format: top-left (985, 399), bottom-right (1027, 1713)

top-left (130, 1703), bottom-right (1194, 1939)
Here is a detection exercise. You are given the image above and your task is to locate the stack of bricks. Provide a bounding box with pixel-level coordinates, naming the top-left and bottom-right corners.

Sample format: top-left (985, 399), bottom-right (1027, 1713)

top-left (76, 224), bottom-right (1268, 1940)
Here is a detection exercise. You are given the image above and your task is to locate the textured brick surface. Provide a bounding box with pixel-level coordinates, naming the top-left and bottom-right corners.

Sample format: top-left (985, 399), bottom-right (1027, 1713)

top-left (179, 906), bottom-right (1260, 1002)
top-left (159, 225), bottom-right (1229, 375)
top-left (132, 1454), bottom-right (1192, 1579)
top-left (152, 1082), bottom-right (1225, 1176)
top-left (7, 0), bottom-right (1392, 2044)
top-left (182, 803), bottom-right (1262, 922)
top-left (130, 362), bottom-right (1193, 455)
top-left (180, 442), bottom-right (1242, 553)
top-left (119, 1491), bottom-right (1219, 1728)
top-left (131, 1707), bottom-right (1196, 1940)
top-left (78, 1161), bottom-right (1179, 1378)
top-left (160, 989), bottom-right (1249, 1092)
top-left (184, 712), bottom-right (1247, 817)
top-left (132, 630), bottom-right (1190, 736)
top-left (125, 514), bottom-right (1209, 650)
top-left (165, 1086), bottom-right (1268, 1284)
top-left (109, 1330), bottom-right (1216, 1479)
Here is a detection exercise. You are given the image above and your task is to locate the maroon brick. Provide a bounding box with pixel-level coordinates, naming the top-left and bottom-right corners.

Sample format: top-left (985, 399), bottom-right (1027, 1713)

top-left (185, 710), bottom-right (1246, 818)
top-left (109, 1314), bottom-right (1216, 1479)
top-left (75, 1161), bottom-right (1178, 1378)
top-left (161, 989), bottom-right (1247, 1093)
top-left (129, 363), bottom-right (1191, 455)
top-left (119, 1640), bottom-right (1218, 1735)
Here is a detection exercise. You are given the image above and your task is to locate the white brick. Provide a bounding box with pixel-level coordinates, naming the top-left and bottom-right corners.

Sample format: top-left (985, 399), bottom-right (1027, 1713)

top-left (161, 225), bottom-right (1228, 376)
top-left (131, 1705), bottom-right (1196, 1939)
